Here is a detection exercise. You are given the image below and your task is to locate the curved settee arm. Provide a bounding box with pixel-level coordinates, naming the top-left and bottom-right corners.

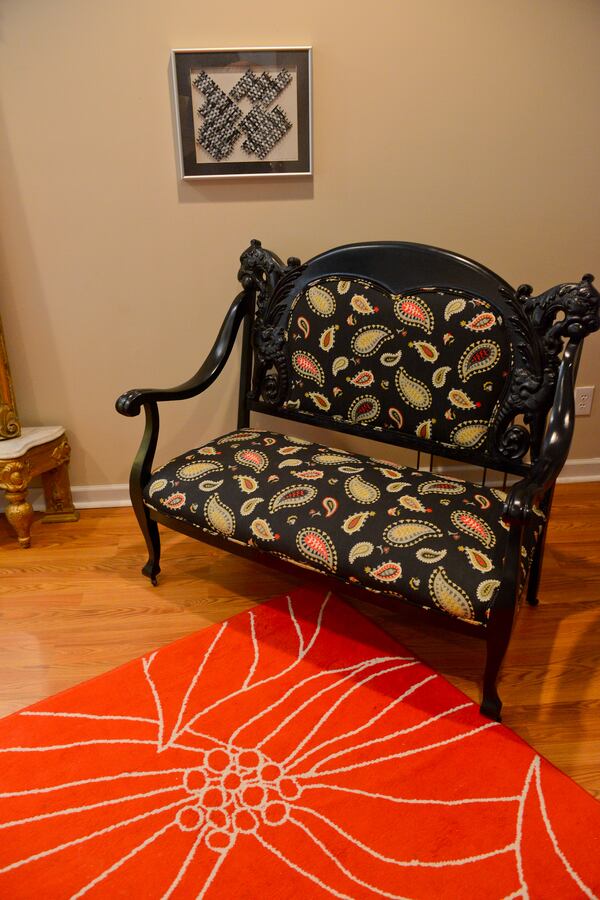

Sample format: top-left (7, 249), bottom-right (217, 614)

top-left (502, 343), bottom-right (577, 525)
top-left (115, 290), bottom-right (250, 417)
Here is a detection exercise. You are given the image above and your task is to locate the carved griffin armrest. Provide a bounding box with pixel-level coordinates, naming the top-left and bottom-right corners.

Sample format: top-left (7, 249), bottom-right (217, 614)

top-left (237, 239), bottom-right (304, 406)
top-left (495, 274), bottom-right (600, 461)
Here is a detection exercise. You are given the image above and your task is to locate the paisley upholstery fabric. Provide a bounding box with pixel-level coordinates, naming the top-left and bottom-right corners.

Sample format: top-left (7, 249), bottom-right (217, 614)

top-left (281, 277), bottom-right (513, 451)
top-left (144, 429), bottom-right (543, 626)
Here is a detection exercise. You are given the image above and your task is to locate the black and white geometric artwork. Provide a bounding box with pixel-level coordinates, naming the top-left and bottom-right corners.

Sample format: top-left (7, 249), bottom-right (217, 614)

top-left (173, 47), bottom-right (312, 178)
top-left (193, 68), bottom-right (293, 162)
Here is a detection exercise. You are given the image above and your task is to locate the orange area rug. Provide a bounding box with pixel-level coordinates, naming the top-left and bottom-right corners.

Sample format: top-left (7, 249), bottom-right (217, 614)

top-left (1, 588), bottom-right (599, 898)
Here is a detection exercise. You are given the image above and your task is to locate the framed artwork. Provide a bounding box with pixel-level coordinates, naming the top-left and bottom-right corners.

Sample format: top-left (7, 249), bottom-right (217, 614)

top-left (172, 47), bottom-right (312, 180)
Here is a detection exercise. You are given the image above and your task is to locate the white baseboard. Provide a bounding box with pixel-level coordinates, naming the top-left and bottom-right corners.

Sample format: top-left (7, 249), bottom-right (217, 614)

top-left (1, 457), bottom-right (599, 513)
top-left (0, 483), bottom-right (132, 513)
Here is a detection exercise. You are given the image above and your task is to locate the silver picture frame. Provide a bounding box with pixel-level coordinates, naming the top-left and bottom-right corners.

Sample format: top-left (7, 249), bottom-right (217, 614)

top-left (171, 46), bottom-right (313, 180)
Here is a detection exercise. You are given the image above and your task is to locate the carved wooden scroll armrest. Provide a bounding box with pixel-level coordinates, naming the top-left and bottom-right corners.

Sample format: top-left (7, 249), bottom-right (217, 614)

top-left (115, 291), bottom-right (250, 418)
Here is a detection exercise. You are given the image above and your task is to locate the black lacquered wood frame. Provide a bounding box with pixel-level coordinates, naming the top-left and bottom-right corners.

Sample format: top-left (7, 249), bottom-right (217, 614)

top-left (117, 240), bottom-right (600, 722)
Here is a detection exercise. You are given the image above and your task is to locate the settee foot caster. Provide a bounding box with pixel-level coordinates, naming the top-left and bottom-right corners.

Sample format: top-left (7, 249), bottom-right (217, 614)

top-left (526, 595), bottom-right (540, 607)
top-left (480, 692), bottom-right (502, 722)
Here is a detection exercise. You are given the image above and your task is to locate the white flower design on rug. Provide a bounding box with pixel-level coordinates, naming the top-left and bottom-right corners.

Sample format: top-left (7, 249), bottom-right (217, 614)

top-left (0, 589), bottom-right (599, 898)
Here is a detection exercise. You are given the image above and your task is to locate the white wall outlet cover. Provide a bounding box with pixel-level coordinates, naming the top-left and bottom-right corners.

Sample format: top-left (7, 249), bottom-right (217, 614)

top-left (575, 385), bottom-right (595, 416)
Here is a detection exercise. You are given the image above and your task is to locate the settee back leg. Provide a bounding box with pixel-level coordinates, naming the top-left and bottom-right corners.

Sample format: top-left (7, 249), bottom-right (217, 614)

top-left (525, 486), bottom-right (555, 607)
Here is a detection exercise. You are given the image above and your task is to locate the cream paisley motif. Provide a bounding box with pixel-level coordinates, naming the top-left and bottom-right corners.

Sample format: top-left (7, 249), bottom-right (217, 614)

top-left (395, 367), bottom-right (432, 410)
top-left (384, 519), bottom-right (443, 547)
top-left (307, 285), bottom-right (336, 316)
top-left (204, 493), bottom-right (235, 537)
top-left (429, 566), bottom-right (474, 620)
top-left (344, 475), bottom-right (380, 504)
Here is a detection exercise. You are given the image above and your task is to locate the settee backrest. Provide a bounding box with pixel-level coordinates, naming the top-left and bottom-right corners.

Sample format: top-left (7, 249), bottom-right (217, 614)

top-left (238, 241), bottom-right (600, 476)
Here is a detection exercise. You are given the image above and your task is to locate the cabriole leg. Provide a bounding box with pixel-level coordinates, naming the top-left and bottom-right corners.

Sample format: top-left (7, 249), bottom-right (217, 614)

top-left (480, 601), bottom-right (516, 722)
top-left (134, 503), bottom-right (161, 586)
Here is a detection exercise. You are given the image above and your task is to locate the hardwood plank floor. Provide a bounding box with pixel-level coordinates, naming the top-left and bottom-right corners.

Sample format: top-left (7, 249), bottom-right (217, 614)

top-left (1, 483), bottom-right (599, 798)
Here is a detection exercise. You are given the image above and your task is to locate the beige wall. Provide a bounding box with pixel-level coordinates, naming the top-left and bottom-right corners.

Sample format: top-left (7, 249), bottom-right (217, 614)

top-left (1, 0), bottom-right (599, 487)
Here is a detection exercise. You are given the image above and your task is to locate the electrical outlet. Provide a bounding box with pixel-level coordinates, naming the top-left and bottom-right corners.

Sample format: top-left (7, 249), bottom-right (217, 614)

top-left (575, 385), bottom-right (595, 416)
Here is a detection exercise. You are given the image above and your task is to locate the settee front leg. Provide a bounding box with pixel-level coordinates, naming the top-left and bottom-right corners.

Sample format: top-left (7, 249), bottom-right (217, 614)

top-left (129, 401), bottom-right (161, 586)
top-left (481, 599), bottom-right (516, 721)
top-left (480, 524), bottom-right (522, 721)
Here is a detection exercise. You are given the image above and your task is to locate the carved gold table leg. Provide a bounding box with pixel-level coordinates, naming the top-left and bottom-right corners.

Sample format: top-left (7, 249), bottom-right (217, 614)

top-left (1, 459), bottom-right (34, 548)
top-left (41, 462), bottom-right (79, 523)
top-left (4, 488), bottom-right (35, 548)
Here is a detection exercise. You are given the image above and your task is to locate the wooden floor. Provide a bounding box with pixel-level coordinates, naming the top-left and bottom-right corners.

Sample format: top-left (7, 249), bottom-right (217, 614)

top-left (1, 483), bottom-right (599, 799)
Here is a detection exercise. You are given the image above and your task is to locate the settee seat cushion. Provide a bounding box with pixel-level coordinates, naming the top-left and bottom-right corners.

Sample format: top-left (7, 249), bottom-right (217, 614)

top-left (144, 429), bottom-right (542, 625)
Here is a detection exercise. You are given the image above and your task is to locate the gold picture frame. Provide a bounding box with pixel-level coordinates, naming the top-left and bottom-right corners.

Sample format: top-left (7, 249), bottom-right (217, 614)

top-left (0, 311), bottom-right (20, 440)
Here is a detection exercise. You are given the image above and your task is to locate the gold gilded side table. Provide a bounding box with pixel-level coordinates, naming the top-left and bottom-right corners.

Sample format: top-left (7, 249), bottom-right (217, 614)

top-left (0, 426), bottom-right (79, 548)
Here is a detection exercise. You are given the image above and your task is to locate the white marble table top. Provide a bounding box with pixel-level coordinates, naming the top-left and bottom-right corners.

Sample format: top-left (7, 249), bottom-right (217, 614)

top-left (0, 426), bottom-right (66, 460)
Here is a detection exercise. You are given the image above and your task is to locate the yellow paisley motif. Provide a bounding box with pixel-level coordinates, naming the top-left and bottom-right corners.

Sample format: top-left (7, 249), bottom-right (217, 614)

top-left (477, 579), bottom-right (501, 602)
top-left (307, 285), bottom-right (336, 316)
top-left (432, 366), bottom-right (451, 388)
top-left (176, 461), bottom-right (223, 480)
top-left (450, 421), bottom-right (489, 448)
top-left (384, 519), bottom-right (443, 546)
top-left (250, 518), bottom-right (278, 541)
top-left (348, 541), bottom-right (374, 564)
top-left (344, 475), bottom-right (381, 504)
top-left (461, 546), bottom-right (494, 572)
top-left (351, 326), bottom-right (394, 356)
top-left (444, 298), bottom-right (466, 320)
top-left (204, 493), bottom-right (235, 537)
top-left (429, 567), bottom-right (475, 620)
top-left (395, 367), bottom-right (432, 410)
